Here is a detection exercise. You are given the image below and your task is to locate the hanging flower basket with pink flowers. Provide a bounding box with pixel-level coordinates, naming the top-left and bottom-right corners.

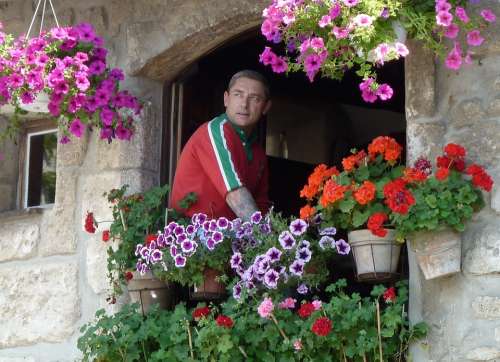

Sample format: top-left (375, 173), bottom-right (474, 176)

top-left (259, 0), bottom-right (496, 103)
top-left (0, 18), bottom-right (142, 145)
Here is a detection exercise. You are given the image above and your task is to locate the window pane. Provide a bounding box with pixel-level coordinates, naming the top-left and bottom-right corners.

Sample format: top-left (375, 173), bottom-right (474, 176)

top-left (27, 131), bottom-right (57, 207)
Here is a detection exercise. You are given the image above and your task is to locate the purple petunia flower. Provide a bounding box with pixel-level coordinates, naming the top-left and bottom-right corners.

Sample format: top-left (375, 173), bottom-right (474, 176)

top-left (319, 235), bottom-right (334, 250)
top-left (175, 255), bottom-right (186, 268)
top-left (140, 246), bottom-right (150, 260)
top-left (279, 231), bottom-right (296, 249)
top-left (157, 235), bottom-right (165, 248)
top-left (174, 225), bottom-right (185, 236)
top-left (233, 282), bottom-right (242, 300)
top-left (297, 283), bottom-right (309, 295)
top-left (289, 260), bottom-right (305, 276)
top-left (206, 238), bottom-right (216, 250)
top-left (336, 239), bottom-right (351, 255)
top-left (69, 118), bottom-right (85, 138)
top-left (289, 219), bottom-right (308, 236)
top-left (320, 226), bottom-right (337, 236)
top-left (217, 217), bottom-right (229, 230)
top-left (298, 240), bottom-right (310, 249)
top-left (181, 240), bottom-right (195, 253)
top-left (89, 60), bottom-right (106, 76)
top-left (170, 245), bottom-right (178, 257)
top-left (177, 233), bottom-right (188, 243)
top-left (230, 252), bottom-right (243, 269)
top-left (251, 211), bottom-right (263, 224)
top-left (264, 269), bottom-right (280, 289)
top-left (150, 249), bottom-right (163, 263)
top-left (209, 220), bottom-right (218, 232)
top-left (186, 224), bottom-right (195, 236)
top-left (255, 257), bottom-right (271, 274)
top-left (260, 222), bottom-right (272, 234)
top-left (212, 231), bottom-right (223, 244)
top-left (296, 247), bottom-right (312, 263)
top-left (266, 247), bottom-right (282, 262)
top-left (135, 244), bottom-right (143, 257)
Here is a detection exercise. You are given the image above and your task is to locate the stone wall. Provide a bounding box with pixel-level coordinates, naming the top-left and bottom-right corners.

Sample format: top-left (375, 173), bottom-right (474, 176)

top-left (406, 1), bottom-right (500, 360)
top-left (0, 0), bottom-right (499, 361)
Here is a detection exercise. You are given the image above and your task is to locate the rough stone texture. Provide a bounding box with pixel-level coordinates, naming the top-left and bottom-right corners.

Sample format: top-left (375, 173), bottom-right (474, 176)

top-left (0, 358), bottom-right (35, 362)
top-left (486, 97), bottom-right (500, 117)
top-left (495, 328), bottom-right (500, 343)
top-left (449, 99), bottom-right (486, 130)
top-left (464, 223), bottom-right (500, 275)
top-left (466, 347), bottom-right (500, 361)
top-left (490, 170), bottom-right (500, 213)
top-left (453, 119), bottom-right (500, 167)
top-left (39, 206), bottom-right (77, 256)
top-left (0, 184), bottom-right (17, 212)
top-left (0, 221), bottom-right (39, 262)
top-left (405, 40), bottom-right (436, 121)
top-left (56, 131), bottom-right (88, 168)
top-left (472, 297), bottom-right (500, 320)
top-left (406, 122), bottom-right (445, 164)
top-left (86, 235), bottom-right (117, 294)
top-left (0, 262), bottom-right (79, 348)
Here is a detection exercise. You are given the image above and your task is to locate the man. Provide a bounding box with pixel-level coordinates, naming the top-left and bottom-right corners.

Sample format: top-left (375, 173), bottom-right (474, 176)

top-left (170, 70), bottom-right (272, 221)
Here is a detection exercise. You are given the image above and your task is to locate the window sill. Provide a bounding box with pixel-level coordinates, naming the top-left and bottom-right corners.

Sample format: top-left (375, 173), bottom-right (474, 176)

top-left (0, 206), bottom-right (50, 223)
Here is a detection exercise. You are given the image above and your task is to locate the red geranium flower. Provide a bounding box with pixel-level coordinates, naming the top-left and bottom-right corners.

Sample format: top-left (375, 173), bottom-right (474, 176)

top-left (297, 302), bottom-right (315, 318)
top-left (367, 212), bottom-right (388, 237)
top-left (102, 230), bottom-right (110, 242)
top-left (300, 204), bottom-right (316, 220)
top-left (353, 180), bottom-right (376, 205)
top-left (192, 306), bottom-right (211, 321)
top-left (145, 234), bottom-right (157, 246)
top-left (444, 143), bottom-right (466, 158)
top-left (436, 167), bottom-right (450, 181)
top-left (311, 317), bottom-right (332, 336)
top-left (215, 315), bottom-right (234, 329)
top-left (383, 287), bottom-right (396, 303)
top-left (383, 179), bottom-right (415, 214)
top-left (125, 271), bottom-right (134, 281)
top-left (84, 211), bottom-right (96, 233)
top-left (472, 172), bottom-right (493, 192)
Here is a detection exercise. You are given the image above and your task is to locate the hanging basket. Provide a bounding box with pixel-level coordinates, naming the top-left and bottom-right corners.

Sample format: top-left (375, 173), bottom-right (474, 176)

top-left (190, 268), bottom-right (226, 301)
top-left (410, 229), bottom-right (461, 280)
top-left (19, 92), bottom-right (50, 114)
top-left (348, 229), bottom-right (402, 283)
top-left (127, 271), bottom-right (175, 315)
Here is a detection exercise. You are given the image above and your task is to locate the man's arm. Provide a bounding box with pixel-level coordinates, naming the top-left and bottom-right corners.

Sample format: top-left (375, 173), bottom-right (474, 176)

top-left (226, 187), bottom-right (259, 221)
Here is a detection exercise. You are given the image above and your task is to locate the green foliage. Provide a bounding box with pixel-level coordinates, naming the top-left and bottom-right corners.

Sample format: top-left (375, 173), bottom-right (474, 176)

top-left (78, 280), bottom-right (427, 362)
top-left (391, 170), bottom-right (486, 239)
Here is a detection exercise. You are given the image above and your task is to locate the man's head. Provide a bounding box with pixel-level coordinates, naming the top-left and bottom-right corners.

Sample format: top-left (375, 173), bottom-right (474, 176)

top-left (224, 70), bottom-right (272, 133)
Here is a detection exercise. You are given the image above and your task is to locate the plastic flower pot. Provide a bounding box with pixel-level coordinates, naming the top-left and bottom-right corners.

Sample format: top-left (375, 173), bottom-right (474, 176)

top-left (348, 229), bottom-right (401, 282)
top-left (410, 229), bottom-right (461, 280)
top-left (190, 268), bottom-right (226, 301)
top-left (19, 92), bottom-right (50, 113)
top-left (127, 271), bottom-right (175, 315)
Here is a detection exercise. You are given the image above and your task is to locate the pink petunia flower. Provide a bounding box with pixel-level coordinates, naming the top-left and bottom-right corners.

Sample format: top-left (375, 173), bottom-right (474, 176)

top-left (342, 0), bottom-right (358, 7)
top-left (467, 30), bottom-right (484, 47)
top-left (436, 11), bottom-right (453, 27)
top-left (480, 9), bottom-right (496, 23)
top-left (332, 26), bottom-right (349, 39)
top-left (445, 43), bottom-right (462, 70)
top-left (319, 15), bottom-right (331, 28)
top-left (395, 42), bottom-right (409, 57)
top-left (310, 37), bottom-right (325, 50)
top-left (312, 300), bottom-right (322, 310)
top-left (271, 57), bottom-right (288, 73)
top-left (278, 297), bottom-right (297, 309)
top-left (258, 297), bottom-right (274, 318)
top-left (435, 1), bottom-right (451, 13)
top-left (304, 53), bottom-right (322, 74)
top-left (259, 46), bottom-right (277, 66)
top-left (443, 23), bottom-right (459, 39)
top-left (455, 7), bottom-right (469, 23)
top-left (376, 84), bottom-right (393, 101)
top-left (353, 14), bottom-right (373, 27)
top-left (69, 118), bottom-right (85, 138)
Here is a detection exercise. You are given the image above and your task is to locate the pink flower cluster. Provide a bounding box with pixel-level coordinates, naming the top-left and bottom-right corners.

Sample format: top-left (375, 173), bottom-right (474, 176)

top-left (0, 22), bottom-right (141, 144)
top-left (259, 0), bottom-right (408, 103)
top-left (435, 0), bottom-right (496, 70)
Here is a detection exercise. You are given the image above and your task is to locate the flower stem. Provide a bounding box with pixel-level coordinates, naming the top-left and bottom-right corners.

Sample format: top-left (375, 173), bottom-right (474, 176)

top-left (239, 346), bottom-right (248, 358)
top-left (119, 209), bottom-right (127, 231)
top-left (185, 320), bottom-right (194, 359)
top-left (376, 300), bottom-right (384, 362)
top-left (270, 313), bottom-right (289, 342)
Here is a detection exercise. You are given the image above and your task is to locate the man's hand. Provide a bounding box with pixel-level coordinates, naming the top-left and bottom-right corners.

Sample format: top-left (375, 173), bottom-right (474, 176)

top-left (226, 187), bottom-right (259, 221)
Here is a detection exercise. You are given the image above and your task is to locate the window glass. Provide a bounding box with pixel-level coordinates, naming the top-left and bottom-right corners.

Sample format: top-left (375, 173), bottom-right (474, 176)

top-left (25, 130), bottom-right (57, 207)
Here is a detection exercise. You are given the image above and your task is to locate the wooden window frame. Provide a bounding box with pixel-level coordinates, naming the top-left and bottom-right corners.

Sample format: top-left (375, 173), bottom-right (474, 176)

top-left (17, 119), bottom-right (57, 209)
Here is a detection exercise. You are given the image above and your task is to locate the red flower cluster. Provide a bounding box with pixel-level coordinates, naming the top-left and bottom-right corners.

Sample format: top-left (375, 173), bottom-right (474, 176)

top-left (403, 167), bottom-right (428, 183)
top-left (383, 287), bottom-right (396, 303)
top-left (353, 180), bottom-right (376, 205)
top-left (125, 271), bottom-right (134, 281)
top-left (435, 167), bottom-right (450, 181)
top-left (436, 143), bottom-right (466, 172)
top-left (320, 180), bottom-right (349, 207)
top-left (368, 136), bottom-right (402, 163)
top-left (311, 317), bottom-right (332, 337)
top-left (300, 164), bottom-right (339, 200)
top-left (383, 179), bottom-right (415, 214)
top-left (342, 150), bottom-right (367, 172)
top-left (192, 306), bottom-right (211, 320)
top-left (102, 230), bottom-right (110, 242)
top-left (367, 212), bottom-right (388, 237)
top-left (466, 164), bottom-right (493, 192)
top-left (215, 315), bottom-right (234, 329)
top-left (299, 204), bottom-right (316, 220)
top-left (145, 234), bottom-right (157, 246)
top-left (84, 212), bottom-right (96, 233)
top-left (297, 302), bottom-right (315, 318)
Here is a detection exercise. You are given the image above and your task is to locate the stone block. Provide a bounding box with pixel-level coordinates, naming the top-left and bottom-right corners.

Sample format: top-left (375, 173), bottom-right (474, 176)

top-left (0, 358), bottom-right (35, 362)
top-left (495, 327), bottom-right (500, 343)
top-left (487, 97), bottom-right (500, 117)
top-left (492, 171), bottom-right (500, 213)
top-left (0, 221), bottom-right (39, 262)
top-left (0, 262), bottom-right (79, 348)
top-left (39, 205), bottom-right (77, 256)
top-left (406, 122), bottom-right (445, 165)
top-left (86, 235), bottom-right (117, 294)
top-left (449, 99), bottom-right (486, 130)
top-left (472, 296), bottom-right (500, 320)
top-left (453, 120), bottom-right (500, 167)
top-left (75, 6), bottom-right (108, 35)
top-left (56, 130), bottom-right (88, 168)
top-left (464, 223), bottom-right (500, 275)
top-left (405, 40), bottom-right (436, 121)
top-left (0, 184), bottom-right (16, 212)
top-left (466, 347), bottom-right (500, 361)
top-left (53, 168), bottom-right (78, 208)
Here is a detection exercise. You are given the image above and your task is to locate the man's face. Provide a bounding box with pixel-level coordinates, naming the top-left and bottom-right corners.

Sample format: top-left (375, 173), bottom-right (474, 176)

top-left (224, 77), bottom-right (271, 132)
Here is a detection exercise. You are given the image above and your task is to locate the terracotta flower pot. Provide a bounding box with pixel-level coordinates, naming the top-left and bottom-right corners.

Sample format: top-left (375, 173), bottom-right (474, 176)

top-left (410, 229), bottom-right (461, 280)
top-left (127, 271), bottom-right (175, 314)
top-left (190, 268), bottom-right (226, 301)
top-left (348, 229), bottom-right (401, 282)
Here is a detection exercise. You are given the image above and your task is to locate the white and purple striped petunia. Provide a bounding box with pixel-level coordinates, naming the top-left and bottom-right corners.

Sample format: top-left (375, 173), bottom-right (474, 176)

top-left (296, 247), bottom-right (312, 263)
top-left (212, 231), bottom-right (224, 244)
top-left (279, 230), bottom-right (296, 249)
top-left (230, 252), bottom-right (243, 269)
top-left (319, 235), bottom-right (334, 250)
top-left (289, 259), bottom-right (305, 276)
top-left (217, 217), bottom-right (230, 230)
top-left (320, 226), bottom-right (337, 236)
top-left (266, 247), bottom-right (282, 262)
top-left (263, 269), bottom-right (280, 289)
top-left (336, 239), bottom-right (351, 255)
top-left (289, 218), bottom-right (308, 236)
top-left (174, 255), bottom-right (186, 267)
top-left (251, 211), bottom-right (263, 224)
top-left (150, 249), bottom-right (163, 263)
top-left (181, 239), bottom-right (195, 253)
top-left (297, 283), bottom-right (308, 295)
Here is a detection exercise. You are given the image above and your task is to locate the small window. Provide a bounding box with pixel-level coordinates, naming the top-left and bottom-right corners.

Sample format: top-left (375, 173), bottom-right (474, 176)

top-left (18, 121), bottom-right (57, 208)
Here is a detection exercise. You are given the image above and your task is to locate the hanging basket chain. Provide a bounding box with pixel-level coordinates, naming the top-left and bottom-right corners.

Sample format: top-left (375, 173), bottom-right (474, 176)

top-left (26, 0), bottom-right (60, 40)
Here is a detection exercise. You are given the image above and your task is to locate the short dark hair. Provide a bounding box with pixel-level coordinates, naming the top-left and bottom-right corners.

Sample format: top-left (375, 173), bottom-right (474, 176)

top-left (227, 70), bottom-right (271, 99)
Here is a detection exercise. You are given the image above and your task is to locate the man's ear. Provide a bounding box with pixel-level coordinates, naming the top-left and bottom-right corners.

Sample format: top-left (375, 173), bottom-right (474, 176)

top-left (223, 91), bottom-right (229, 108)
top-left (263, 100), bottom-right (272, 115)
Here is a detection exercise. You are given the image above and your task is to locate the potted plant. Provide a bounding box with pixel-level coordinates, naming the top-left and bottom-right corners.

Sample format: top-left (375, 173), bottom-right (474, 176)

top-left (84, 184), bottom-right (176, 313)
top-left (137, 211), bottom-right (233, 301)
top-left (227, 209), bottom-right (349, 301)
top-left (391, 143), bottom-right (493, 279)
top-left (300, 136), bottom-right (414, 282)
top-left (0, 21), bottom-right (142, 145)
top-left (259, 0), bottom-right (496, 102)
